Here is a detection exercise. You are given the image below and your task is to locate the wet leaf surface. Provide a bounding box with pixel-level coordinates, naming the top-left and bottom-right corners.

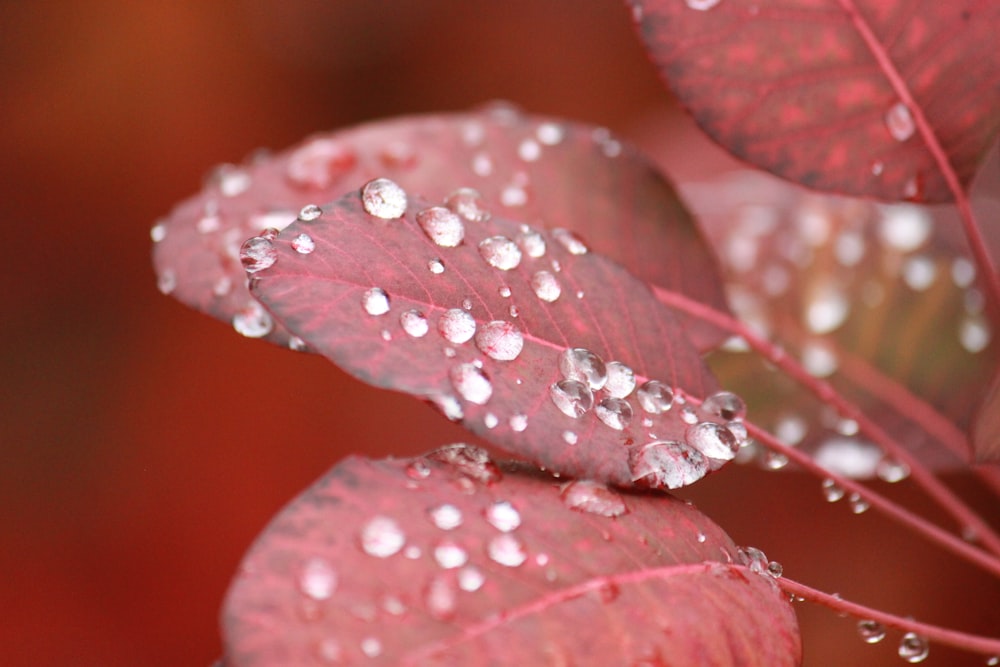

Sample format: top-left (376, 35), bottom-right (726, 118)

top-left (629, 0), bottom-right (1000, 202)
top-left (248, 186), bottom-right (739, 489)
top-left (972, 371), bottom-right (1000, 462)
top-left (153, 107), bottom-right (729, 350)
top-left (222, 449), bottom-right (801, 667)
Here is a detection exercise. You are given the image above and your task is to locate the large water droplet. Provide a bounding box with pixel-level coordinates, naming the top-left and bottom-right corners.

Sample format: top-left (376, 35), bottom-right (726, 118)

top-left (450, 363), bottom-right (493, 405)
top-left (686, 422), bottom-right (739, 461)
top-left (701, 391), bottom-right (746, 421)
top-left (531, 270), bottom-right (561, 302)
top-left (433, 540), bottom-right (469, 569)
top-left (560, 480), bottom-right (628, 517)
top-left (636, 381), bottom-right (674, 414)
top-left (362, 287), bottom-right (390, 316)
top-left (551, 228), bottom-right (588, 255)
top-left (479, 236), bottom-right (522, 270)
top-left (604, 362), bottom-right (636, 398)
top-left (885, 102), bottom-right (916, 142)
top-left (427, 503), bottom-right (463, 530)
top-left (240, 236), bottom-right (277, 273)
top-left (361, 178), bottom-right (407, 219)
top-left (559, 348), bottom-right (608, 390)
top-left (596, 397), bottom-right (633, 430)
top-left (399, 309), bottom-right (429, 338)
top-left (857, 619), bottom-right (886, 644)
top-left (518, 229), bottom-right (547, 258)
top-left (438, 308), bottom-right (477, 344)
top-left (291, 233), bottom-right (316, 254)
top-left (898, 632), bottom-right (929, 663)
top-left (474, 321), bottom-right (524, 361)
top-left (416, 206), bottom-right (465, 247)
top-left (629, 440), bottom-right (709, 489)
top-left (360, 516), bottom-right (406, 558)
top-left (487, 533), bottom-right (527, 567)
top-left (485, 500), bottom-right (521, 532)
top-left (233, 302), bottom-right (274, 338)
top-left (549, 380), bottom-right (594, 418)
top-left (286, 138), bottom-right (357, 189)
top-left (427, 444), bottom-right (502, 483)
top-left (444, 187), bottom-right (491, 222)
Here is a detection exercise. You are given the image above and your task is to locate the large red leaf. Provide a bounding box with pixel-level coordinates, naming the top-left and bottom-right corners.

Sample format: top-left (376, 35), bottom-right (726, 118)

top-left (248, 184), bottom-right (742, 489)
top-left (152, 107), bottom-right (728, 350)
top-left (222, 448), bottom-right (801, 666)
top-left (629, 0), bottom-right (1000, 202)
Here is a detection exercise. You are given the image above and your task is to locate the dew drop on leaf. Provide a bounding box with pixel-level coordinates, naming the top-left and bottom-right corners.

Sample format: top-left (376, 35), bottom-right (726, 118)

top-left (559, 348), bottom-right (608, 390)
top-left (157, 269), bottom-right (176, 295)
top-left (549, 380), bottom-right (595, 418)
top-left (686, 422), bottom-right (739, 461)
top-left (509, 413), bottom-right (528, 432)
top-left (885, 102), bottom-right (916, 142)
top-left (399, 309), bottom-right (429, 338)
top-left (361, 177), bottom-right (407, 219)
top-left (150, 222), bottom-right (167, 243)
top-left (560, 480), bottom-right (628, 517)
top-left (551, 228), bottom-right (588, 255)
top-left (433, 540), bottom-right (469, 569)
top-left (298, 557), bottom-right (337, 601)
top-left (285, 138), bottom-right (356, 190)
top-left (291, 233), bottom-right (315, 254)
top-left (427, 503), bottom-right (463, 530)
top-left (487, 533), bottom-right (527, 567)
top-left (701, 391), bottom-right (746, 421)
top-left (428, 258), bottom-right (445, 274)
top-left (416, 206), bottom-right (465, 247)
top-left (449, 363), bottom-right (493, 405)
top-left (299, 204), bottom-right (322, 221)
top-left (426, 444), bottom-right (502, 483)
top-left (531, 270), bottom-right (562, 302)
top-left (485, 500), bottom-right (521, 532)
top-left (474, 321), bottom-right (524, 361)
top-left (596, 397), bottom-right (633, 430)
top-left (898, 632), bottom-right (929, 663)
top-left (424, 574), bottom-right (457, 621)
top-left (629, 440), bottom-right (709, 489)
top-left (240, 236), bottom-right (277, 273)
top-left (857, 619), bottom-right (886, 644)
top-left (457, 565), bottom-right (485, 592)
top-left (430, 394), bottom-right (464, 421)
top-left (444, 187), bottom-right (491, 223)
top-left (536, 121), bottom-right (565, 145)
top-left (876, 457), bottom-right (910, 483)
top-left (438, 308), bottom-right (477, 344)
top-left (361, 287), bottom-right (390, 316)
top-left (359, 516), bottom-right (406, 558)
top-left (848, 492), bottom-right (870, 514)
top-left (517, 228), bottom-right (547, 258)
top-left (232, 301), bottom-right (273, 338)
top-left (821, 478), bottom-right (845, 503)
top-left (562, 430), bottom-right (578, 445)
top-left (483, 412), bottom-right (499, 429)
top-left (604, 361), bottom-right (637, 398)
top-left (478, 235), bottom-right (522, 270)
top-left (360, 637), bottom-right (383, 658)
top-left (636, 381), bottom-right (674, 414)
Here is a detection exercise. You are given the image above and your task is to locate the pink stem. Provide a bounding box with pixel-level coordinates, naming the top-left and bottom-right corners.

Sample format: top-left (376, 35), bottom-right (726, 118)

top-left (656, 286), bottom-right (1000, 557)
top-left (778, 576), bottom-right (1000, 657)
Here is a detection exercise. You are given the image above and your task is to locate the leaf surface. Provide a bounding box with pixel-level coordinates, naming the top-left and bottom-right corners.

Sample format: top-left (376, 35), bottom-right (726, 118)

top-left (972, 370), bottom-right (1000, 462)
top-left (222, 449), bottom-right (801, 666)
top-left (629, 0), bottom-right (1000, 202)
top-left (152, 107), bottom-right (728, 349)
top-left (248, 186), bottom-right (738, 489)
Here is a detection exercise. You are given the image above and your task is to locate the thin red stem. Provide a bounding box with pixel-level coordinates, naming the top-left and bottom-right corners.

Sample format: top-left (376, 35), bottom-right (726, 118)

top-left (778, 576), bottom-right (1000, 657)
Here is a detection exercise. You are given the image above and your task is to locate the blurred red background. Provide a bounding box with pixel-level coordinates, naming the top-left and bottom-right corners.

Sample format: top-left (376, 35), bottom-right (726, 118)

top-left (1, 2), bottom-right (997, 665)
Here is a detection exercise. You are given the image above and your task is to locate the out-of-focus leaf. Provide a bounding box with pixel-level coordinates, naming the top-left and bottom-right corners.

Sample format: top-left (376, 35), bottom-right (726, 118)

top-left (972, 371), bottom-right (1000, 462)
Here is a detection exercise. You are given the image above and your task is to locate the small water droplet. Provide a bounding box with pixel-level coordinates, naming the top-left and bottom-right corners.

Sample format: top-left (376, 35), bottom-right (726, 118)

top-left (399, 309), bottom-right (429, 338)
top-left (286, 138), bottom-right (356, 190)
top-left (316, 637), bottom-right (343, 663)
top-left (299, 204), bottom-right (322, 221)
top-left (361, 287), bottom-right (390, 316)
top-left (500, 183), bottom-right (528, 207)
top-left (766, 560), bottom-right (783, 578)
top-left (737, 546), bottom-right (770, 575)
top-left (879, 204), bottom-right (931, 251)
top-left (560, 480), bottom-right (628, 517)
top-left (427, 503), bottom-right (463, 530)
top-left (509, 413), bottom-right (528, 432)
top-left (430, 394), bottom-right (464, 421)
top-left (636, 381), bottom-right (674, 414)
top-left (857, 619), bottom-right (886, 644)
top-left (551, 228), bottom-right (588, 255)
top-left (530, 270), bottom-right (561, 302)
top-left (471, 151), bottom-right (493, 176)
top-left (549, 380), bottom-right (594, 418)
top-left (298, 557), bottom-right (337, 600)
top-left (518, 138), bottom-right (541, 162)
top-left (233, 302), bottom-right (273, 338)
top-left (361, 178), bottom-right (407, 219)
top-left (559, 348), bottom-right (608, 390)
top-left (848, 492), bottom-right (870, 514)
top-left (474, 320), bottom-right (524, 361)
top-left (959, 316), bottom-right (991, 353)
top-left (479, 236), bottom-right (522, 270)
top-left (433, 540), bottom-right (469, 569)
top-left (487, 533), bottom-right (527, 567)
top-left (560, 429), bottom-right (578, 445)
top-left (518, 229), bottom-right (547, 258)
top-left (360, 636), bottom-right (383, 658)
top-left (428, 258), bottom-right (445, 274)
top-left (406, 460), bottom-right (431, 479)
top-left (484, 412), bottom-right (499, 429)
top-left (450, 363), bottom-right (493, 404)
top-left (629, 440), bottom-right (709, 489)
top-left (457, 565), bottom-right (485, 592)
top-left (414, 206), bottom-right (465, 247)
top-left (438, 308), bottom-right (477, 344)
top-left (727, 421), bottom-right (748, 446)
top-left (885, 102), bottom-right (916, 142)
top-left (604, 362), bottom-right (636, 398)
top-left (360, 516), bottom-right (406, 558)
top-left (404, 545), bottom-right (422, 559)
top-left (822, 478), bottom-right (845, 502)
top-left (485, 500), bottom-right (521, 532)
top-left (240, 236), bottom-right (277, 273)
top-left (157, 269), bottom-right (176, 295)
top-left (806, 284), bottom-right (849, 334)
top-left (150, 222), bottom-right (167, 242)
top-left (427, 443), bottom-right (502, 483)
top-left (536, 122), bottom-right (565, 145)
top-left (686, 421), bottom-right (739, 461)
top-left (596, 397), bottom-right (633, 430)
top-left (876, 457), bottom-right (910, 483)
top-left (986, 656), bottom-right (999, 666)
top-left (763, 451), bottom-right (789, 470)
top-left (898, 632), bottom-right (929, 663)
top-left (443, 187), bottom-right (490, 223)
top-left (498, 285), bottom-right (512, 298)
top-left (697, 532), bottom-right (707, 543)
top-left (508, 304), bottom-right (520, 318)
top-left (701, 391), bottom-right (746, 421)
top-left (291, 233), bottom-right (316, 254)
top-left (214, 164), bottom-right (251, 196)
top-left (871, 160), bottom-right (885, 176)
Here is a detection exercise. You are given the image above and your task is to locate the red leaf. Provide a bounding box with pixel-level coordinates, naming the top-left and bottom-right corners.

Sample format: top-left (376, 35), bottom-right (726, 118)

top-left (222, 448), bottom-right (801, 666)
top-left (972, 370), bottom-right (1000, 462)
top-left (152, 107), bottom-right (729, 350)
top-left (248, 184), bottom-right (741, 489)
top-left (629, 0), bottom-right (1000, 202)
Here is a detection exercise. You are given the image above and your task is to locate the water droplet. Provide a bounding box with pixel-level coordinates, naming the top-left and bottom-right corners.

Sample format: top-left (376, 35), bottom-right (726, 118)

top-left (876, 457), bottom-right (910, 483)
top-left (559, 348), bottom-right (608, 390)
top-left (697, 532), bottom-right (707, 543)
top-left (549, 380), bottom-right (594, 418)
top-left (471, 151), bottom-right (493, 176)
top-left (461, 297), bottom-right (473, 311)
top-left (240, 236), bottom-right (277, 273)
top-left (636, 381), bottom-right (674, 414)
top-left (430, 394), bottom-right (464, 421)
top-left (509, 413), bottom-right (528, 432)
top-left (438, 308), bottom-right (476, 344)
top-left (157, 269), bottom-right (176, 295)
top-left (686, 422), bottom-right (739, 460)
top-left (518, 138), bottom-right (541, 162)
top-left (885, 102), bottom-right (915, 142)
top-left (898, 632), bottom-right (929, 663)
top-left (150, 222), bottom-right (167, 242)
top-left (805, 284), bottom-right (849, 333)
top-left (427, 443), bottom-right (502, 483)
top-left (766, 561), bottom-right (783, 578)
top-left (536, 122), bottom-right (565, 145)
top-left (406, 459), bottom-right (431, 480)
top-left (959, 316), bottom-right (991, 353)
top-left (361, 178), bottom-right (407, 219)
top-left (416, 206), bottom-right (465, 247)
top-left (530, 270), bottom-right (561, 302)
top-left (427, 503), bottom-right (463, 530)
top-left (814, 437), bottom-right (881, 477)
top-left (487, 533), bottom-right (527, 567)
top-left (596, 397), bottom-right (633, 430)
top-left (479, 235), bottom-right (522, 270)
top-left (444, 187), bottom-right (491, 223)
top-left (299, 204), bottom-right (322, 221)
top-left (871, 160), bottom-right (885, 176)
top-left (986, 656), bottom-right (999, 666)
top-left (498, 286), bottom-right (512, 298)
top-left (290, 233), bottom-right (316, 255)
top-left (821, 478), bottom-right (845, 502)
top-left (560, 480), bottom-right (627, 517)
top-left (361, 287), bottom-right (390, 316)
top-left (457, 565), bottom-right (485, 592)
top-left (902, 255), bottom-right (937, 291)
top-left (233, 302), bottom-right (274, 338)
top-left (518, 229), bottom-right (547, 258)
top-left (552, 228), bottom-right (588, 255)
top-left (484, 412), bottom-right (499, 429)
top-left (288, 336), bottom-right (307, 352)
top-left (474, 321), bottom-right (524, 361)
top-left (213, 164), bottom-right (251, 197)
top-left (848, 492), bottom-right (870, 514)
top-left (428, 258), bottom-right (445, 274)
top-left (450, 363), bottom-right (493, 405)
top-left (399, 309), bottom-right (429, 338)
top-left (603, 362), bottom-right (637, 398)
top-left (316, 637), bottom-right (343, 663)
top-left (500, 183), bottom-right (528, 207)
top-left (360, 516), bottom-right (405, 558)
top-left (433, 540), bottom-right (469, 569)
top-left (562, 430), bottom-right (578, 445)
top-left (701, 391), bottom-right (746, 421)
top-left (286, 138), bottom-right (357, 190)
top-left (404, 545), bottom-right (422, 559)
top-left (857, 619), bottom-right (886, 644)
top-left (879, 204), bottom-right (931, 251)
top-left (629, 440), bottom-right (709, 489)
top-left (485, 500), bottom-right (521, 532)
